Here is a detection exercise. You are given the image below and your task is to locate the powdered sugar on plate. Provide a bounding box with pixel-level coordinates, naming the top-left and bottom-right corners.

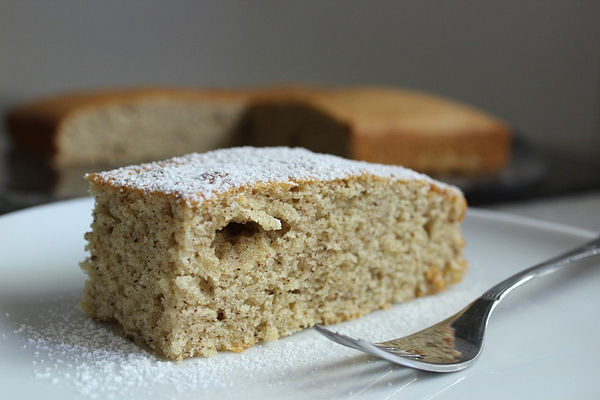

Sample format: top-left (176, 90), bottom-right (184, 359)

top-left (88, 147), bottom-right (460, 206)
top-left (2, 279), bottom-right (484, 399)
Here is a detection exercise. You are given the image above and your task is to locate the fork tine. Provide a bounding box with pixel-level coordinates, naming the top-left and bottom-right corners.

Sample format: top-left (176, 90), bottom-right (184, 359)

top-left (314, 325), bottom-right (422, 359)
top-left (314, 325), bottom-right (458, 370)
top-left (373, 344), bottom-right (424, 359)
top-left (313, 325), bottom-right (366, 352)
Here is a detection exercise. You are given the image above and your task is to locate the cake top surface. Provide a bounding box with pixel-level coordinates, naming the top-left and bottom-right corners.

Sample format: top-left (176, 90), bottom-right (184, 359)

top-left (88, 147), bottom-right (459, 205)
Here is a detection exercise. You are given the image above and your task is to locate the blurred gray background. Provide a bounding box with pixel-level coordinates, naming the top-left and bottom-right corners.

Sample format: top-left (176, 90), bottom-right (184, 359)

top-left (1, 1), bottom-right (599, 160)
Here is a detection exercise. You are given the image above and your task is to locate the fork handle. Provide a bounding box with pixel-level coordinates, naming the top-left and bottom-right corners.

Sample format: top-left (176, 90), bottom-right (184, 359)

top-left (482, 236), bottom-right (600, 302)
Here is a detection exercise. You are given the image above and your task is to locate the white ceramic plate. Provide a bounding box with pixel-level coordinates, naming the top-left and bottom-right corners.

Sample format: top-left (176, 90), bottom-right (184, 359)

top-left (0, 198), bottom-right (598, 399)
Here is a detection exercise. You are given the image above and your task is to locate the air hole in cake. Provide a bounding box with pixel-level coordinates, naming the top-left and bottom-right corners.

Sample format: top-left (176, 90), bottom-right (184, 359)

top-left (217, 309), bottom-right (226, 321)
top-left (212, 217), bottom-right (290, 259)
top-left (198, 276), bottom-right (215, 296)
top-left (424, 219), bottom-right (435, 239)
top-left (219, 221), bottom-right (262, 244)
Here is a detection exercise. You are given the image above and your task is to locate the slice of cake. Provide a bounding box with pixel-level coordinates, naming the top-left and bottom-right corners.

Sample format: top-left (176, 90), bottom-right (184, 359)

top-left (5, 88), bottom-right (250, 167)
top-left (80, 147), bottom-right (467, 360)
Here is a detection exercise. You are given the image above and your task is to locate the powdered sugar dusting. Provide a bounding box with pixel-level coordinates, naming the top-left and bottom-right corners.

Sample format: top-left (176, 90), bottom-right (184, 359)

top-left (88, 147), bottom-right (458, 205)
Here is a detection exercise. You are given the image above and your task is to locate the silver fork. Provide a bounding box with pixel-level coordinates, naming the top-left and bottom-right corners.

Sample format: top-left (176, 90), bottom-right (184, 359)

top-left (315, 236), bottom-right (600, 373)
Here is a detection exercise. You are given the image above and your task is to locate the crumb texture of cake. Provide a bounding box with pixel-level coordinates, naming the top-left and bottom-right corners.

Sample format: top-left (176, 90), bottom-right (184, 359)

top-left (80, 147), bottom-right (467, 360)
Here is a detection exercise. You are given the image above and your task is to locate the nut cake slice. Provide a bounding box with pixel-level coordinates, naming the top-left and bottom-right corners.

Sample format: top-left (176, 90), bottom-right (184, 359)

top-left (80, 147), bottom-right (467, 360)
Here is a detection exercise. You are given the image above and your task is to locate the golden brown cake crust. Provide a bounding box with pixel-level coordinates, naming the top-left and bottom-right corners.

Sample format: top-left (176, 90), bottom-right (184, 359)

top-left (249, 86), bottom-right (511, 174)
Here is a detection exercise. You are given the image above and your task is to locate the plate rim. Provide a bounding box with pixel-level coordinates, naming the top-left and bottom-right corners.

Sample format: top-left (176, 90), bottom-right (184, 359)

top-left (466, 207), bottom-right (596, 239)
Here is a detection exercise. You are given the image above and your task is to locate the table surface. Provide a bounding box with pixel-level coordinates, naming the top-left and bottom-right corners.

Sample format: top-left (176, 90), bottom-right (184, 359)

top-left (490, 190), bottom-right (600, 232)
